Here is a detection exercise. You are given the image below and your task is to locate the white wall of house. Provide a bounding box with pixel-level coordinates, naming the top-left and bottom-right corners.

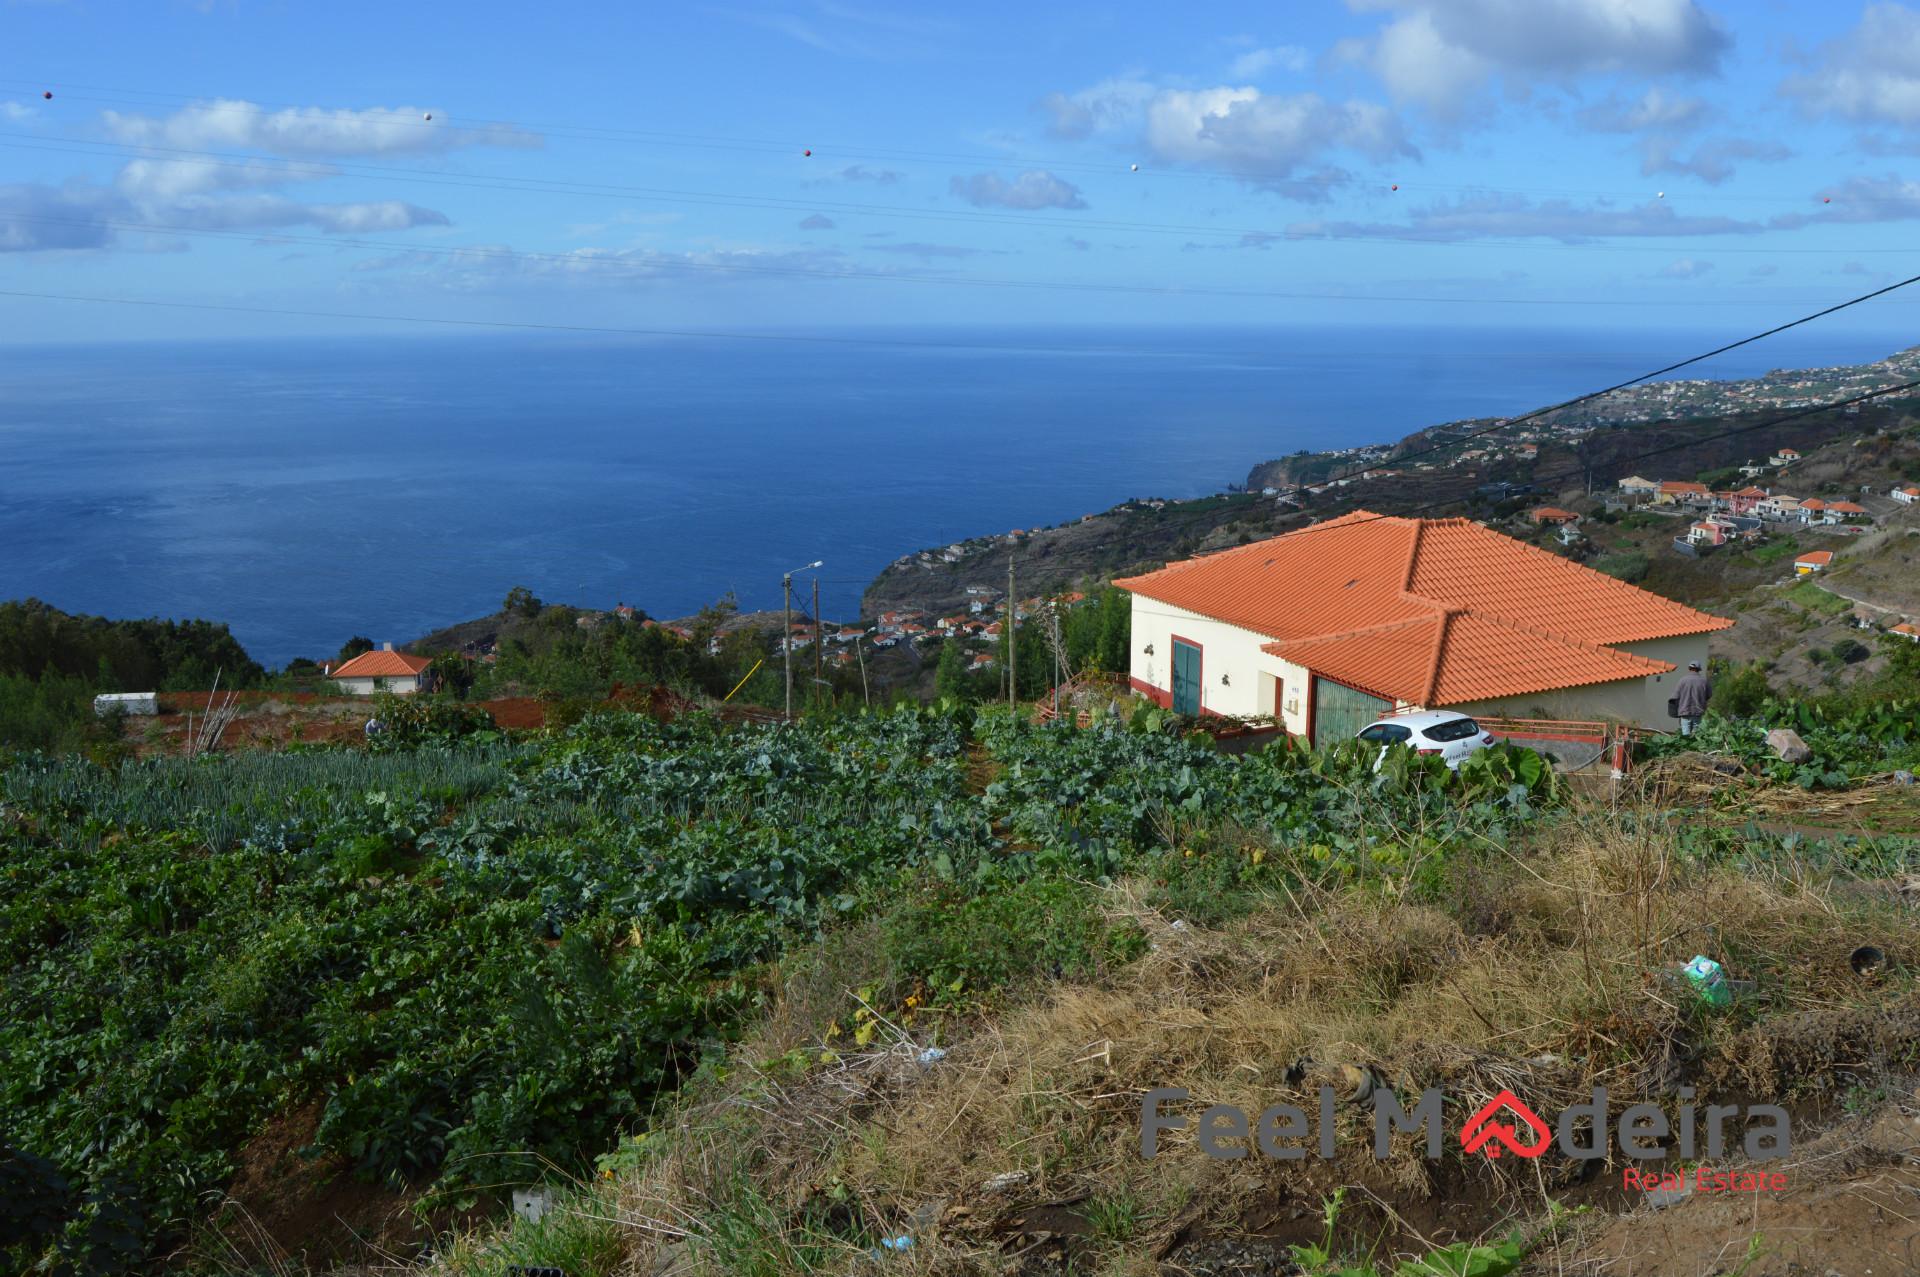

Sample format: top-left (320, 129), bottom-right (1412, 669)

top-left (1126, 596), bottom-right (1311, 732)
top-left (1129, 596), bottom-right (1712, 733)
top-left (333, 674), bottom-right (424, 696)
top-left (1452, 633), bottom-right (1707, 729)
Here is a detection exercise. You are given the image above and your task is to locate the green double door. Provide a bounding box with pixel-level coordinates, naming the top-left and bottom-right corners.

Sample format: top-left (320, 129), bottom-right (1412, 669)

top-left (1171, 639), bottom-right (1202, 715)
top-left (1312, 677), bottom-right (1391, 745)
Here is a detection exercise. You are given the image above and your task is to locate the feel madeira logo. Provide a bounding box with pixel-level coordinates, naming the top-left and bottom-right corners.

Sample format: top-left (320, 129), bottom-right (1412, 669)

top-left (1140, 1084), bottom-right (1791, 1195)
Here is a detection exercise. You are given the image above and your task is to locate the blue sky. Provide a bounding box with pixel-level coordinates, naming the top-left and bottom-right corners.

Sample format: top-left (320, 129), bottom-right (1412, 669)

top-left (5, 0), bottom-right (1920, 343)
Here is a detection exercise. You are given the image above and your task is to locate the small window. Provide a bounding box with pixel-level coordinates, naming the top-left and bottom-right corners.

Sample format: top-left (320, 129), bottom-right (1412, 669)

top-left (1422, 717), bottom-right (1482, 742)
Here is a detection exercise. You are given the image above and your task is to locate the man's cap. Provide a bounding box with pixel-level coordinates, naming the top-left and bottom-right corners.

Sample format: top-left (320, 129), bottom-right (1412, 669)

top-left (1688, 661), bottom-right (1702, 670)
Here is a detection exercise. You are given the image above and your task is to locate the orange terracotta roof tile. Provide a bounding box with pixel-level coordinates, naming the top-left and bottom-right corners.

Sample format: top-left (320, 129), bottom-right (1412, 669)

top-left (1796, 550), bottom-right (1834, 566)
top-left (332, 650), bottom-right (432, 678)
top-left (1114, 511), bottom-right (1731, 707)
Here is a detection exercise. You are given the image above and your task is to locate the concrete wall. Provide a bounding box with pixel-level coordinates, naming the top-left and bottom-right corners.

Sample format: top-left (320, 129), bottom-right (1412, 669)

top-left (1126, 595), bottom-right (1312, 733)
top-left (334, 675), bottom-right (423, 696)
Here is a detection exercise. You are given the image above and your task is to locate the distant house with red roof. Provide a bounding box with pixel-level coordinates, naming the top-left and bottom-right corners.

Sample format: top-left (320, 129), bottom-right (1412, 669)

top-left (1725, 486), bottom-right (1770, 515)
top-left (1794, 550), bottom-right (1834, 575)
top-left (1656, 481), bottom-right (1712, 506)
top-left (1891, 622), bottom-right (1920, 642)
top-left (1893, 486), bottom-right (1920, 505)
top-left (331, 645), bottom-right (433, 695)
top-left (1528, 506), bottom-right (1578, 526)
top-left (1114, 512), bottom-right (1732, 739)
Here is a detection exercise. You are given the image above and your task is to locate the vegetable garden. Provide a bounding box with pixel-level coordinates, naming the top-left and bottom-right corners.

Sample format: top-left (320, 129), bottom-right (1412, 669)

top-left (1, 704), bottom-right (1562, 1270)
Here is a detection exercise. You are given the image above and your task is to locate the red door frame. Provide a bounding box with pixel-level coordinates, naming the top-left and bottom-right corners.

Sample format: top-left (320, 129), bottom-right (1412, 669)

top-left (1170, 633), bottom-right (1203, 714)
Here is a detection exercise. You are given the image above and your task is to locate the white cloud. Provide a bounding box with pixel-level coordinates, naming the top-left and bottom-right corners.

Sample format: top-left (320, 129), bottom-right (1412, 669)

top-left (1037, 78), bottom-right (1157, 139)
top-left (819, 164), bottom-right (903, 185)
top-left (1286, 191), bottom-right (1762, 242)
top-left (104, 99), bottom-right (538, 158)
top-left (865, 241), bottom-right (985, 258)
top-left (1, 101), bottom-right (38, 122)
top-left (0, 180), bottom-right (123, 252)
top-left (161, 195), bottom-right (449, 234)
top-left (1143, 86), bottom-right (1415, 188)
top-left (350, 242), bottom-right (856, 291)
top-left (116, 156), bottom-right (337, 201)
top-left (1578, 87), bottom-right (1710, 132)
top-left (1771, 174), bottom-right (1920, 228)
top-left (1229, 45), bottom-right (1311, 79)
top-left (1640, 136), bottom-right (1790, 184)
top-left (949, 169), bottom-right (1087, 210)
top-left (1655, 256), bottom-right (1714, 277)
top-left (1783, 4), bottom-right (1920, 127)
top-left (1343, 0), bottom-right (1730, 112)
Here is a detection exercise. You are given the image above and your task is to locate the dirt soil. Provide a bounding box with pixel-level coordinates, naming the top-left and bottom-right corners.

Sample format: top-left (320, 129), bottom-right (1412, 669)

top-left (205, 1101), bottom-right (435, 1272)
top-left (1571, 1093), bottom-right (1920, 1275)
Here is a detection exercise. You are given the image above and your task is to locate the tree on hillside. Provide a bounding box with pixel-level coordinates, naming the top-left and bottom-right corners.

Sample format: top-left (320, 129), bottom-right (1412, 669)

top-left (338, 636), bottom-right (374, 662)
top-left (934, 639), bottom-right (972, 702)
top-left (503, 586), bottom-right (543, 619)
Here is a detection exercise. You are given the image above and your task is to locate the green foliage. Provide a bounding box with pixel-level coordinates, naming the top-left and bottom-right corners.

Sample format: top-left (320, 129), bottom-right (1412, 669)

top-left (1291, 1189), bottom-right (1527, 1277)
top-left (0, 599), bottom-right (265, 751)
top-left (880, 877), bottom-right (1146, 1003)
top-left (1642, 693), bottom-right (1920, 788)
top-left (474, 597), bottom-right (763, 704)
top-left (1060, 586), bottom-right (1132, 674)
top-left (1748, 537), bottom-right (1802, 566)
top-left (1782, 581), bottom-right (1850, 616)
top-left (1589, 551), bottom-right (1650, 584)
top-left (337, 635), bottom-right (375, 662)
top-left (2, 703), bottom-right (1562, 1267)
top-left (1711, 662), bottom-right (1774, 718)
top-left (503, 586), bottom-right (543, 619)
top-left (365, 692), bottom-right (498, 750)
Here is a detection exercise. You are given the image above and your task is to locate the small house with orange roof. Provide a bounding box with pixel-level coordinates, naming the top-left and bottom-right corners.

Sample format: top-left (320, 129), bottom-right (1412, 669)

top-left (1794, 550), bottom-right (1834, 575)
top-left (1656, 481), bottom-right (1712, 507)
top-left (1893, 486), bottom-right (1920, 505)
top-left (331, 644), bottom-right (434, 695)
top-left (1114, 512), bottom-right (1732, 740)
top-left (1528, 506), bottom-right (1579, 527)
top-left (1891, 623), bottom-right (1920, 642)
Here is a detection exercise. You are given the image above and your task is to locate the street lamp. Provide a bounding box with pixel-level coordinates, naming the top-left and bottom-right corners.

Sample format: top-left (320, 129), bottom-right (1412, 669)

top-left (783, 560), bottom-right (823, 719)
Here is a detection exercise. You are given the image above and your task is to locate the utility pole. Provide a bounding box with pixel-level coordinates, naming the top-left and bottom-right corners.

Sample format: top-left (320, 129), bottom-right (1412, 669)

top-left (812, 577), bottom-right (823, 708)
top-left (1007, 558), bottom-right (1016, 706)
top-left (855, 634), bottom-right (869, 707)
top-left (781, 560), bottom-right (822, 721)
top-left (1050, 598), bottom-right (1061, 720)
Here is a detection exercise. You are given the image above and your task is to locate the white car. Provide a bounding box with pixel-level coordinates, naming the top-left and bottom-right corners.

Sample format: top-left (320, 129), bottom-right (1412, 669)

top-left (1355, 710), bottom-right (1496, 770)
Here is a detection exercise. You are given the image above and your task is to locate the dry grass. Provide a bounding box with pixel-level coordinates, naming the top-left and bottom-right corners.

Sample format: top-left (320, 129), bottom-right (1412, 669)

top-left (433, 801), bottom-right (1920, 1276)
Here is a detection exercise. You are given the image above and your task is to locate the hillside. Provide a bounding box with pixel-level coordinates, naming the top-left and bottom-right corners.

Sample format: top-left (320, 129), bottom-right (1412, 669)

top-left (868, 395), bottom-right (1920, 624)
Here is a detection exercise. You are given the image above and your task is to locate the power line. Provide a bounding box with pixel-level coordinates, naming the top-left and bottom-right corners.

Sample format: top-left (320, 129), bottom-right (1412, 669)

top-left (5, 131), bottom-right (1916, 257)
top-left (1295, 271), bottom-right (1920, 486)
top-left (1268, 378), bottom-right (1920, 545)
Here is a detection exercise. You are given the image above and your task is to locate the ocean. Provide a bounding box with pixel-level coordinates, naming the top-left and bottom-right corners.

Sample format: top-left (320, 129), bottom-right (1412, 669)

top-left (0, 324), bottom-right (1908, 668)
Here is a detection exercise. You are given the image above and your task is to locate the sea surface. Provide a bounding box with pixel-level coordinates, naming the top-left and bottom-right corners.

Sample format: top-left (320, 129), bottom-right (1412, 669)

top-left (0, 325), bottom-right (1908, 668)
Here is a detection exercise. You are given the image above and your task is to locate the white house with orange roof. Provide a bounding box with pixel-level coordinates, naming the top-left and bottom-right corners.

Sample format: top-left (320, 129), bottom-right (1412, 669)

top-left (331, 645), bottom-right (434, 695)
top-left (1114, 512), bottom-right (1732, 741)
top-left (1892, 486), bottom-right (1920, 505)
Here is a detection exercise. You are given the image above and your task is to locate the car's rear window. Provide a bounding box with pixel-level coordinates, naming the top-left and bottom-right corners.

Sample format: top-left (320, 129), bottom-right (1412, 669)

top-left (1422, 717), bottom-right (1481, 742)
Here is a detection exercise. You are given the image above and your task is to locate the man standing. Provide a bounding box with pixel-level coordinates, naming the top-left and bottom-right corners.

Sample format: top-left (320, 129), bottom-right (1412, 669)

top-left (1674, 661), bottom-right (1712, 736)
